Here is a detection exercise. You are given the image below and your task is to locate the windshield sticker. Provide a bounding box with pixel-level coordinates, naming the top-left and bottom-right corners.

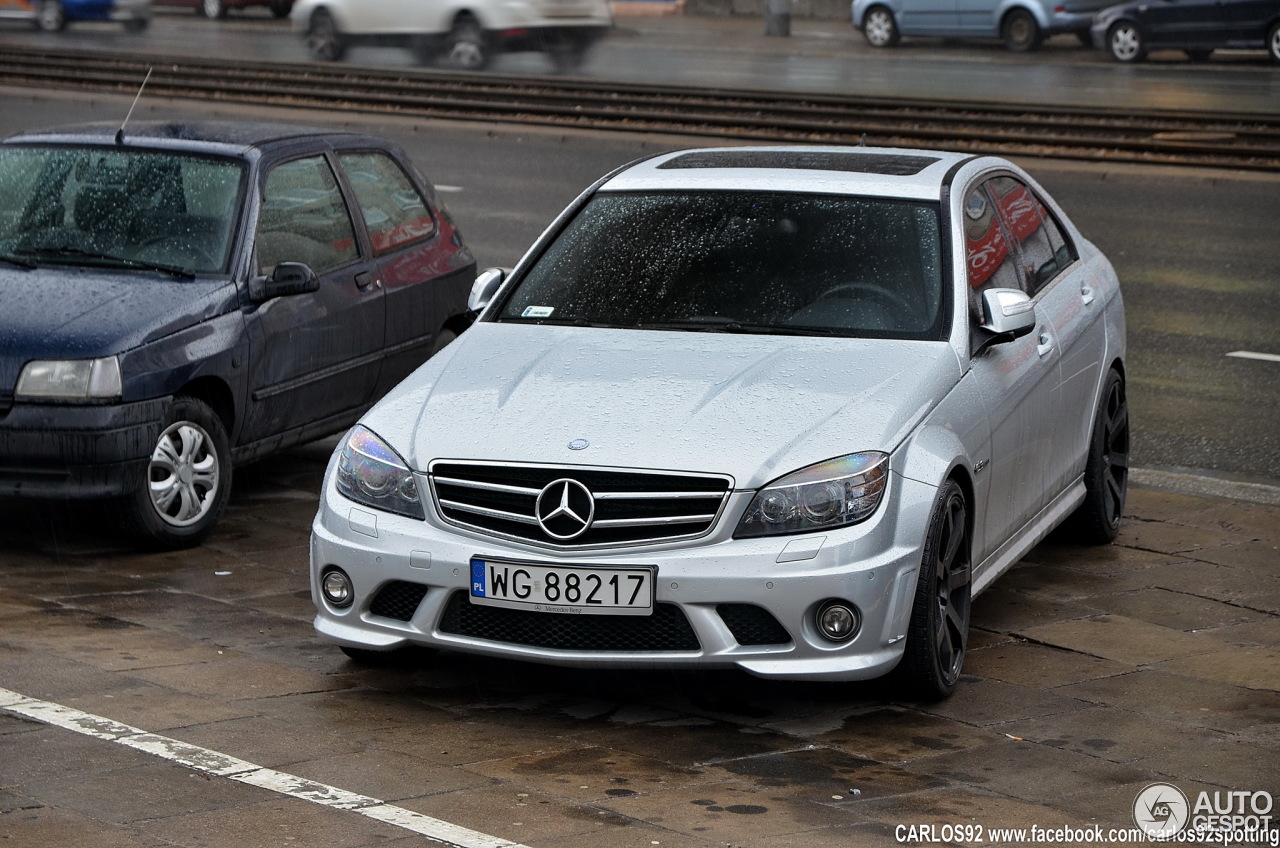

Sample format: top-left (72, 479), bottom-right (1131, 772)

top-left (522, 306), bottom-right (555, 318)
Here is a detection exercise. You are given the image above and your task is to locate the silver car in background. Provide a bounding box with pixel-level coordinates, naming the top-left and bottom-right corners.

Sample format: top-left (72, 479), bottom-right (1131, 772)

top-left (310, 146), bottom-right (1128, 700)
top-left (852, 0), bottom-right (1108, 50)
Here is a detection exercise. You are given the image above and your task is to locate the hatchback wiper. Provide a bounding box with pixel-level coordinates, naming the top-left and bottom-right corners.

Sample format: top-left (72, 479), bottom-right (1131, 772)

top-left (17, 246), bottom-right (195, 279)
top-left (0, 252), bottom-right (37, 270)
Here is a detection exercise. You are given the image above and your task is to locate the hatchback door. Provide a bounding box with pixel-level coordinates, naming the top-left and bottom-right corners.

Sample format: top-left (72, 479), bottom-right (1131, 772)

top-left (241, 151), bottom-right (386, 444)
top-left (900, 0), bottom-right (961, 33)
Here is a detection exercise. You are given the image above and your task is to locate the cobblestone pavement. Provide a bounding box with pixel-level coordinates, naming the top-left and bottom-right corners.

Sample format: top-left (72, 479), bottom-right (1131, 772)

top-left (1, 437), bottom-right (1277, 847)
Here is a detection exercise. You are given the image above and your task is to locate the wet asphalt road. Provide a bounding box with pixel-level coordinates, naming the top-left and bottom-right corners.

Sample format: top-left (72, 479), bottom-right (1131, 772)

top-left (0, 23), bottom-right (1278, 847)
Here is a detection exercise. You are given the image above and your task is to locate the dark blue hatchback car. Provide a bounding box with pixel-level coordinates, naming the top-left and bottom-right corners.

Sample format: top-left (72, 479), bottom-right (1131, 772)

top-left (0, 121), bottom-right (475, 547)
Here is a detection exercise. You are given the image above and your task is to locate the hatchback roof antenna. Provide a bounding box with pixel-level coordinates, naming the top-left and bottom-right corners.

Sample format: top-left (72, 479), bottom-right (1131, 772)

top-left (115, 67), bottom-right (153, 145)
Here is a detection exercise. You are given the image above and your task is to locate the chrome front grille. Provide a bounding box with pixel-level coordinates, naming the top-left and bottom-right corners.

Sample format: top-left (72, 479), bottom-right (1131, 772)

top-left (429, 461), bottom-right (733, 549)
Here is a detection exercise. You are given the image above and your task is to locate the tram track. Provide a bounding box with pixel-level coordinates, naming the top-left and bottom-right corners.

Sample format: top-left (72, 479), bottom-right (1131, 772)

top-left (2, 45), bottom-right (1279, 170)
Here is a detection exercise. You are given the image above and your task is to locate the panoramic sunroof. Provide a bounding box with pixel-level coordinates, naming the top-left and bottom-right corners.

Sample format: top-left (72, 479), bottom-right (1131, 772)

top-left (657, 150), bottom-right (941, 176)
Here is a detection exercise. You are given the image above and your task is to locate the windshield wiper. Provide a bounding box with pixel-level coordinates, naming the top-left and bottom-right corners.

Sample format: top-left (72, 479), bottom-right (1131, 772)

top-left (639, 318), bottom-right (834, 336)
top-left (17, 246), bottom-right (195, 279)
top-left (0, 252), bottom-right (37, 270)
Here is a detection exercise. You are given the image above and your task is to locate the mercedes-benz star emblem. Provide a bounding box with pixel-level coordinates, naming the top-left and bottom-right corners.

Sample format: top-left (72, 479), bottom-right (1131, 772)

top-left (535, 478), bottom-right (595, 540)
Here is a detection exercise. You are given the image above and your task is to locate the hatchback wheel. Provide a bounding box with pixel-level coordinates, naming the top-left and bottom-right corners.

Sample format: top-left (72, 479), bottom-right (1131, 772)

top-left (1108, 21), bottom-right (1146, 62)
top-left (307, 8), bottom-right (346, 61)
top-left (35, 0), bottom-right (66, 32)
top-left (121, 397), bottom-right (231, 548)
top-left (201, 0), bottom-right (226, 19)
top-left (862, 6), bottom-right (900, 47)
top-left (1069, 369), bottom-right (1129, 543)
top-left (1001, 8), bottom-right (1042, 51)
top-left (1268, 22), bottom-right (1280, 63)
top-left (440, 17), bottom-right (490, 70)
top-left (896, 479), bottom-right (971, 701)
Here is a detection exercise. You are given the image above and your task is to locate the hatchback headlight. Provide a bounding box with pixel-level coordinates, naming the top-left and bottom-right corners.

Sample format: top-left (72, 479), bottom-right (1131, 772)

top-left (735, 452), bottom-right (889, 538)
top-left (335, 426), bottom-right (425, 520)
top-left (16, 356), bottom-right (122, 401)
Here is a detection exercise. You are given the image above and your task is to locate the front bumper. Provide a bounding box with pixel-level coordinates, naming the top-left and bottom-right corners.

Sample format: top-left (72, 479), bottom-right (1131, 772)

top-left (0, 397), bottom-right (167, 499)
top-left (310, 459), bottom-right (939, 683)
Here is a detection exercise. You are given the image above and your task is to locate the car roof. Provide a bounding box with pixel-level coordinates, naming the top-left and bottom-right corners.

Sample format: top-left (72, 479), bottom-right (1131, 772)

top-left (600, 146), bottom-right (978, 201)
top-left (2, 120), bottom-right (364, 156)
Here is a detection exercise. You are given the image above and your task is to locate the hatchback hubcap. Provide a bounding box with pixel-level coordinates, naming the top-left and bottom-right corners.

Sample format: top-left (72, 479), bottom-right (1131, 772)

top-left (148, 421), bottom-right (220, 527)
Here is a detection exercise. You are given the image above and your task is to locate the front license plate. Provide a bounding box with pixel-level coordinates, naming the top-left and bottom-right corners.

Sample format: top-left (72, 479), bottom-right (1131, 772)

top-left (469, 558), bottom-right (654, 616)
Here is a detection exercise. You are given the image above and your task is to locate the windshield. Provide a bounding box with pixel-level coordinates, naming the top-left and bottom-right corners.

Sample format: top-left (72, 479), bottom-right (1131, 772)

top-left (0, 144), bottom-right (246, 275)
top-left (499, 191), bottom-right (947, 340)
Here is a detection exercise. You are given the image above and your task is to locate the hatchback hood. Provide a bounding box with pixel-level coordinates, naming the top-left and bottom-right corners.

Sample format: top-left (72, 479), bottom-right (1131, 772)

top-left (366, 323), bottom-right (962, 488)
top-left (0, 266), bottom-right (238, 394)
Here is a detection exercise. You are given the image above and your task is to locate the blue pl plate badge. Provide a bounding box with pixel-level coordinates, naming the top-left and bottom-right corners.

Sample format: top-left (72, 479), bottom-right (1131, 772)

top-left (471, 560), bottom-right (487, 597)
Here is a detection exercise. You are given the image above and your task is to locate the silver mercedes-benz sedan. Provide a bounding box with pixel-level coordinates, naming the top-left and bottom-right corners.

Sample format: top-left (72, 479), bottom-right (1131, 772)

top-left (310, 146), bottom-right (1127, 699)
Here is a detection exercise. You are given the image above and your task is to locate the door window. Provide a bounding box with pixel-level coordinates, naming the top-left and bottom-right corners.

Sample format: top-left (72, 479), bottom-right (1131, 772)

top-left (985, 176), bottom-right (1076, 296)
top-left (257, 155), bottom-right (359, 275)
top-left (963, 185), bottom-right (1020, 320)
top-left (338, 151), bottom-right (437, 255)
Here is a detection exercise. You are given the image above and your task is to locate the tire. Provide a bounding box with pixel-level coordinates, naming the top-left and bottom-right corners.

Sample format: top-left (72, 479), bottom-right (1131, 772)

top-left (1074, 28), bottom-right (1091, 47)
top-left (440, 17), bottom-right (490, 70)
top-left (1001, 8), bottom-right (1042, 52)
top-left (895, 479), bottom-right (972, 701)
top-left (1108, 21), bottom-right (1146, 62)
top-left (201, 0), bottom-right (226, 19)
top-left (306, 8), bottom-right (346, 62)
top-left (862, 6), bottom-right (900, 48)
top-left (546, 34), bottom-right (588, 73)
top-left (35, 0), bottom-right (66, 32)
top-left (269, 0), bottom-right (292, 18)
top-left (1067, 369), bottom-right (1129, 544)
top-left (120, 397), bottom-right (231, 549)
top-left (430, 327), bottom-right (457, 356)
top-left (1268, 21), bottom-right (1280, 63)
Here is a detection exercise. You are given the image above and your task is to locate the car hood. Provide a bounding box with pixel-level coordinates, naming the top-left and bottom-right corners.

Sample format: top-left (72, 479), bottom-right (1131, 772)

top-left (0, 266), bottom-right (238, 391)
top-left (363, 323), bottom-right (962, 489)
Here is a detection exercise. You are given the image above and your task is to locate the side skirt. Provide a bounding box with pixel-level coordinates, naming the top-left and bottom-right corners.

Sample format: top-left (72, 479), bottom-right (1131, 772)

top-left (972, 478), bottom-right (1086, 597)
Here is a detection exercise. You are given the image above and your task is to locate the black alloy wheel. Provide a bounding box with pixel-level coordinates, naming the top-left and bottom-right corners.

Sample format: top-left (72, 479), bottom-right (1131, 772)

top-left (896, 479), bottom-right (971, 700)
top-left (1069, 368), bottom-right (1130, 544)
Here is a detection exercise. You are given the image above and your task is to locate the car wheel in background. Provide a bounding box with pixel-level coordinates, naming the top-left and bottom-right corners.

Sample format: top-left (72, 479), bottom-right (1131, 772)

top-left (1268, 21), bottom-right (1280, 63)
top-left (34, 0), bottom-right (66, 32)
top-left (120, 397), bottom-right (231, 549)
top-left (440, 17), bottom-right (490, 69)
top-left (201, 0), bottom-right (226, 18)
top-left (1001, 8), bottom-right (1042, 51)
top-left (862, 6), bottom-right (900, 47)
top-left (1074, 28), bottom-right (1091, 46)
top-left (546, 33), bottom-right (588, 73)
top-left (895, 479), bottom-right (971, 701)
top-left (1107, 21), bottom-right (1146, 61)
top-left (307, 8), bottom-right (347, 61)
top-left (269, 0), bottom-right (291, 18)
top-left (1068, 369), bottom-right (1130, 544)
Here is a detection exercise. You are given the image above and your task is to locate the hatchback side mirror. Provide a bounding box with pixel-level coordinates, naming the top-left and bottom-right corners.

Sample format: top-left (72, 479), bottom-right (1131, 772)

top-left (468, 267), bottom-right (508, 314)
top-left (249, 262), bottom-right (320, 302)
top-left (973, 288), bottom-right (1037, 355)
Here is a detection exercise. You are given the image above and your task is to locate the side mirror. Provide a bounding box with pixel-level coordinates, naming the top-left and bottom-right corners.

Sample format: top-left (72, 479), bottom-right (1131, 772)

top-left (468, 267), bottom-right (507, 314)
top-left (973, 288), bottom-right (1037, 355)
top-left (250, 262), bottom-right (320, 302)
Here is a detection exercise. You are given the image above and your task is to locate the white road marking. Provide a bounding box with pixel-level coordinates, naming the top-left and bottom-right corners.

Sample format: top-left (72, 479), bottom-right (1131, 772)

top-left (1227, 350), bottom-right (1280, 363)
top-left (0, 687), bottom-right (531, 848)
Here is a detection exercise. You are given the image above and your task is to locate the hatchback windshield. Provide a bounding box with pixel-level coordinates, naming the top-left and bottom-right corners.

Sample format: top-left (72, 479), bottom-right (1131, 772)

top-left (0, 145), bottom-right (246, 275)
top-left (500, 191), bottom-right (947, 340)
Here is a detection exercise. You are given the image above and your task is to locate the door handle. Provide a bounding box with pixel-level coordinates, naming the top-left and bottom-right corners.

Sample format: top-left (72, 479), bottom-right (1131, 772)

top-left (355, 271), bottom-right (375, 291)
top-left (1081, 285), bottom-right (1096, 306)
top-left (1037, 333), bottom-right (1055, 357)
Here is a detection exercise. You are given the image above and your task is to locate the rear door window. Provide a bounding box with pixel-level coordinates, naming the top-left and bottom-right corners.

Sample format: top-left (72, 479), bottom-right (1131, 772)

top-left (338, 151), bottom-right (437, 255)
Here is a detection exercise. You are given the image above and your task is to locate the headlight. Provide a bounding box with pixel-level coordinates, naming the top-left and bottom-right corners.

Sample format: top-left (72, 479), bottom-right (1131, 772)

top-left (15, 356), bottom-right (122, 401)
top-left (735, 452), bottom-right (888, 538)
top-left (335, 426), bottom-right (425, 520)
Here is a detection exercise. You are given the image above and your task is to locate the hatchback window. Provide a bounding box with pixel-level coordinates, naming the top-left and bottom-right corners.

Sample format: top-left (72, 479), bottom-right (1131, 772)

top-left (338, 151), bottom-right (436, 255)
top-left (0, 145), bottom-right (244, 274)
top-left (499, 191), bottom-right (947, 341)
top-left (257, 155), bottom-right (359, 275)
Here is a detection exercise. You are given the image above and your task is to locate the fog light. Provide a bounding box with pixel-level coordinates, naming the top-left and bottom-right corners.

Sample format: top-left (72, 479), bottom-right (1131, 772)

top-left (321, 568), bottom-right (354, 608)
top-left (816, 600), bottom-right (859, 643)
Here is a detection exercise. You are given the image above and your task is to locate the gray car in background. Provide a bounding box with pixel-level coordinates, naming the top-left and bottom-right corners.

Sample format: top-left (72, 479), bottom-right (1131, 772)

top-left (853, 0), bottom-right (1108, 49)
